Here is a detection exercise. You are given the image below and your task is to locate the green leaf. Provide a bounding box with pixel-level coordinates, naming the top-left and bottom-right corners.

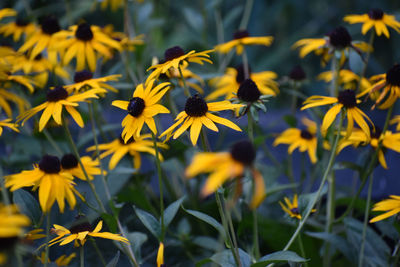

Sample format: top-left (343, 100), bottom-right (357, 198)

top-left (195, 258), bottom-right (213, 267)
top-left (134, 206), bottom-right (161, 239)
top-left (126, 232), bottom-right (148, 261)
top-left (183, 208), bottom-right (226, 240)
top-left (12, 189), bottom-right (42, 226)
top-left (283, 115), bottom-right (297, 127)
top-left (101, 213), bottom-right (118, 233)
top-left (164, 196), bottom-right (185, 228)
top-left (106, 251), bottom-right (120, 267)
top-left (210, 248), bottom-right (251, 267)
top-left (251, 251), bottom-right (307, 267)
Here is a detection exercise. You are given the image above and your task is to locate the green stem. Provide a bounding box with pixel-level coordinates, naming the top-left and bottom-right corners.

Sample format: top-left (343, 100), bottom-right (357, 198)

top-left (43, 214), bottom-right (50, 267)
top-left (330, 54), bottom-right (340, 97)
top-left (247, 111), bottom-right (254, 142)
top-left (80, 245), bottom-right (84, 267)
top-left (166, 90), bottom-right (178, 118)
top-left (297, 232), bottom-right (308, 267)
top-left (178, 66), bottom-right (191, 97)
top-left (90, 238), bottom-right (107, 267)
top-left (200, 129), bottom-right (211, 152)
top-left (252, 209), bottom-right (260, 260)
top-left (242, 49), bottom-right (250, 80)
top-left (358, 173), bottom-right (374, 267)
top-left (42, 128), bottom-right (63, 156)
top-left (225, 204), bottom-right (242, 267)
top-left (0, 167), bottom-right (10, 205)
top-left (239, 0), bottom-right (254, 29)
top-left (357, 31), bottom-right (375, 92)
top-left (283, 112), bottom-right (344, 251)
top-left (323, 172), bottom-right (335, 267)
top-left (152, 132), bottom-right (165, 241)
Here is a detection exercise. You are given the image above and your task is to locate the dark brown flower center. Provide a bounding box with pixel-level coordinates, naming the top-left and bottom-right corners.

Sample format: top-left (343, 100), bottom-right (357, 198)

top-left (128, 97), bottom-right (145, 117)
top-left (164, 46), bottom-right (185, 61)
top-left (300, 130), bottom-right (313, 140)
top-left (0, 237), bottom-right (18, 250)
top-left (184, 94), bottom-right (208, 117)
top-left (368, 8), bottom-right (384, 20)
top-left (289, 65), bottom-right (306, 81)
top-left (75, 23), bottom-right (94, 41)
top-left (46, 86), bottom-right (68, 102)
top-left (237, 79), bottom-right (261, 102)
top-left (386, 64), bottom-right (400, 87)
top-left (230, 140), bottom-right (256, 166)
top-left (235, 64), bottom-right (252, 84)
top-left (69, 222), bottom-right (92, 234)
top-left (290, 207), bottom-right (299, 214)
top-left (39, 155), bottom-right (61, 174)
top-left (119, 135), bottom-right (135, 144)
top-left (371, 127), bottom-right (382, 140)
top-left (338, 89), bottom-right (357, 108)
top-left (61, 154), bottom-right (78, 169)
top-left (15, 17), bottom-right (29, 27)
top-left (233, 30), bottom-right (249, 39)
top-left (40, 16), bottom-right (60, 35)
top-left (328, 26), bottom-right (352, 49)
top-left (34, 54), bottom-right (43, 61)
top-left (74, 70), bottom-right (93, 83)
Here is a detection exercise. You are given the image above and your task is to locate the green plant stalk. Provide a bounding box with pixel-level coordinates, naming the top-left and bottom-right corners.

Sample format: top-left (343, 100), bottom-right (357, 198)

top-left (225, 204), bottom-right (242, 267)
top-left (335, 104), bottom-right (394, 222)
top-left (247, 111), bottom-right (254, 142)
top-left (358, 173), bottom-right (374, 267)
top-left (297, 232), bottom-right (308, 267)
top-left (43, 213), bottom-right (50, 267)
top-left (330, 53), bottom-right (340, 97)
top-left (178, 66), bottom-right (191, 97)
top-left (0, 167), bottom-right (10, 206)
top-left (357, 31), bottom-right (375, 91)
top-left (90, 238), bottom-right (106, 267)
top-left (239, 0), bottom-right (254, 29)
top-left (283, 112), bottom-right (344, 251)
top-left (242, 49), bottom-right (250, 79)
top-left (42, 128), bottom-right (63, 156)
top-left (80, 245), bottom-right (84, 267)
top-left (323, 172), bottom-right (335, 267)
top-left (152, 132), bottom-right (165, 241)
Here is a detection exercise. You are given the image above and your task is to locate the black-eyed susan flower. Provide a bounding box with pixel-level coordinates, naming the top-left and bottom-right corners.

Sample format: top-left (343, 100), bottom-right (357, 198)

top-left (288, 65), bottom-right (307, 82)
top-left (0, 61), bottom-right (36, 93)
top-left (292, 26), bottom-right (371, 63)
top-left (301, 89), bottom-right (374, 139)
top-left (214, 30), bottom-right (273, 55)
top-left (48, 220), bottom-right (129, 247)
top-left (157, 242), bottom-right (164, 267)
top-left (54, 23), bottom-right (122, 71)
top-left (147, 46), bottom-right (213, 82)
top-left (279, 194), bottom-right (316, 220)
top-left (166, 62), bottom-right (205, 94)
top-left (185, 140), bottom-right (265, 208)
top-left (0, 204), bottom-right (30, 237)
top-left (207, 64), bottom-right (279, 101)
top-left (112, 79), bottom-right (171, 142)
top-left (0, 88), bottom-right (29, 117)
top-left (38, 252), bottom-right (76, 266)
top-left (17, 86), bottom-right (105, 131)
top-left (61, 153), bottom-right (104, 181)
top-left (337, 127), bottom-right (400, 169)
top-left (101, 24), bottom-right (145, 52)
top-left (25, 229), bottom-right (46, 241)
top-left (160, 94), bottom-right (243, 146)
top-left (0, 8), bottom-right (16, 21)
top-left (273, 118), bottom-right (329, 164)
top-left (18, 15), bottom-right (64, 63)
top-left (64, 70), bottom-right (120, 93)
top-left (317, 69), bottom-right (372, 93)
top-left (86, 134), bottom-right (168, 170)
top-left (362, 64), bottom-right (400, 109)
top-left (370, 195), bottom-right (400, 223)
top-left (5, 155), bottom-right (82, 213)
top-left (344, 9), bottom-right (400, 38)
top-left (0, 17), bottom-right (36, 42)
top-left (0, 118), bottom-right (19, 136)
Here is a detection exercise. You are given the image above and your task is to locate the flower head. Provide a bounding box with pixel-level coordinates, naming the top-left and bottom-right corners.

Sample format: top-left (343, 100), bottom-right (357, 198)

top-left (61, 154), bottom-right (104, 181)
top-left (214, 30), bottom-right (273, 55)
top-left (185, 140), bottom-right (265, 208)
top-left (160, 94), bottom-right (243, 145)
top-left (5, 155), bottom-right (82, 213)
top-left (344, 9), bottom-right (400, 38)
top-left (112, 79), bottom-right (171, 142)
top-left (317, 69), bottom-right (372, 93)
top-left (65, 70), bottom-right (121, 93)
top-left (0, 118), bottom-right (19, 136)
top-left (370, 195), bottom-right (400, 223)
top-left (280, 194), bottom-right (316, 220)
top-left (49, 220), bottom-right (129, 247)
top-left (0, 204), bottom-right (30, 238)
top-left (0, 17), bottom-right (36, 42)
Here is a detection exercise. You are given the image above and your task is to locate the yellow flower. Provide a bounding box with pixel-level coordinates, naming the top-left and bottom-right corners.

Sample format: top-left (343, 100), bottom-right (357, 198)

top-left (370, 195), bottom-right (400, 223)
top-left (112, 79), bottom-right (171, 142)
top-left (65, 70), bottom-right (120, 93)
top-left (18, 15), bottom-right (65, 63)
top-left (49, 220), bottom-right (129, 247)
top-left (101, 24), bottom-right (145, 52)
top-left (186, 140), bottom-right (265, 208)
top-left (0, 204), bottom-right (30, 237)
top-left (214, 30), bottom-right (273, 55)
top-left (344, 9), bottom-right (400, 38)
top-left (273, 118), bottom-right (329, 164)
top-left (317, 69), bottom-right (372, 93)
top-left (390, 115), bottom-right (400, 131)
top-left (5, 155), bottom-right (82, 213)
top-left (207, 65), bottom-right (279, 101)
top-left (54, 23), bottom-right (122, 71)
top-left (360, 64), bottom-right (400, 109)
top-left (0, 18), bottom-right (36, 42)
top-left (166, 61), bottom-right (205, 94)
top-left (279, 194), bottom-right (316, 220)
top-left (100, 0), bottom-right (124, 11)
top-left (157, 242), bottom-right (164, 267)
top-left (0, 88), bottom-right (29, 117)
top-left (0, 58), bottom-right (36, 93)
top-left (301, 89), bottom-right (374, 139)
top-left (160, 94), bottom-right (242, 146)
top-left (0, 8), bottom-right (16, 20)
top-left (38, 252), bottom-right (76, 266)
top-left (60, 154), bottom-right (104, 181)
top-left (0, 118), bottom-right (19, 136)
top-left (147, 46), bottom-right (213, 82)
top-left (17, 86), bottom-right (106, 131)
top-left (25, 229), bottom-right (46, 241)
top-left (86, 134), bottom-right (168, 170)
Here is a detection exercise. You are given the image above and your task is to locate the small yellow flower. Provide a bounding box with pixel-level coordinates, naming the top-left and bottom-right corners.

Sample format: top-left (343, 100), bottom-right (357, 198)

top-left (166, 61), bottom-right (205, 94)
top-left (344, 9), bottom-right (400, 38)
top-left (214, 30), bottom-right (273, 55)
top-left (160, 94), bottom-right (242, 146)
top-left (49, 220), bottom-right (129, 247)
top-left (185, 140), bottom-right (265, 208)
top-left (0, 204), bottom-right (30, 237)
top-left (60, 154), bottom-right (104, 181)
top-left (370, 195), bottom-right (400, 223)
top-left (112, 79), bottom-right (171, 142)
top-left (102, 24), bottom-right (145, 51)
top-left (0, 118), bottom-right (19, 136)
top-left (280, 194), bottom-right (316, 220)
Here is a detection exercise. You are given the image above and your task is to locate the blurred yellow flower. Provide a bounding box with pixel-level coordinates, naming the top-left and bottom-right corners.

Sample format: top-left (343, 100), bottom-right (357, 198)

top-left (280, 194), bottom-right (316, 220)
top-left (370, 195), bottom-right (400, 223)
